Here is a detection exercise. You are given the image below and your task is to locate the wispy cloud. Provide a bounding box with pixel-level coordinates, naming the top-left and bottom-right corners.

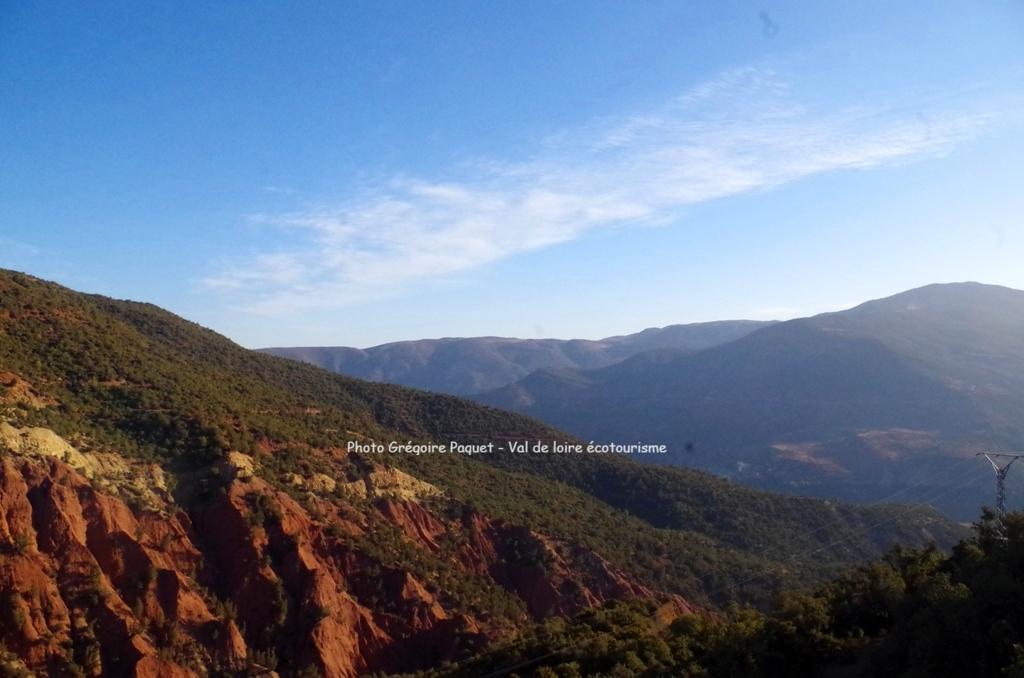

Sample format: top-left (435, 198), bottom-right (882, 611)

top-left (205, 67), bottom-right (992, 314)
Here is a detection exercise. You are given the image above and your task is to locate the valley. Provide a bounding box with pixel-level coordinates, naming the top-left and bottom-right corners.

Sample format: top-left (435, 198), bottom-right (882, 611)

top-left (0, 269), bottom-right (970, 677)
top-left (476, 283), bottom-right (1024, 521)
top-left (7, 4), bottom-right (1021, 674)
top-left (253, 283), bottom-right (1024, 523)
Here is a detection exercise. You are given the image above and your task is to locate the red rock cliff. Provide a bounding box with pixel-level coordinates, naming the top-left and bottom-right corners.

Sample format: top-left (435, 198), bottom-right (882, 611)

top-left (0, 447), bottom-right (690, 677)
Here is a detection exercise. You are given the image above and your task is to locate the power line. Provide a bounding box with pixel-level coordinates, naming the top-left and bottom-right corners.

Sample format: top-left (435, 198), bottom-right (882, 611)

top-left (977, 452), bottom-right (1024, 518)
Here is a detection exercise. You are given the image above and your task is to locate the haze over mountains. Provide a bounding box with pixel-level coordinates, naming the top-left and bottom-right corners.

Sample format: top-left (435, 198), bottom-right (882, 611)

top-left (263, 282), bottom-right (1024, 521)
top-left (479, 283), bottom-right (1024, 519)
top-left (261, 320), bottom-right (770, 396)
top-left (0, 269), bottom-right (961, 676)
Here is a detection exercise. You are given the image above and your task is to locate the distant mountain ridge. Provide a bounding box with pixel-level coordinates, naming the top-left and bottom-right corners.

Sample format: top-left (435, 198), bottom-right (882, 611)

top-left (478, 282), bottom-right (1024, 520)
top-left (0, 269), bottom-right (962, 676)
top-left (260, 320), bottom-right (771, 395)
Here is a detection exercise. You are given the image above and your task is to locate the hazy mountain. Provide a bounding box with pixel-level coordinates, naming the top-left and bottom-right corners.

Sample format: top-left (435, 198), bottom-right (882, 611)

top-left (479, 283), bottom-right (1024, 520)
top-left (260, 320), bottom-right (770, 395)
top-left (0, 270), bottom-right (962, 676)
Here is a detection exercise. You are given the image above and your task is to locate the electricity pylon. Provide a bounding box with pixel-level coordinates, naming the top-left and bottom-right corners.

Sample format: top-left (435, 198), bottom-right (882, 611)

top-left (977, 452), bottom-right (1024, 519)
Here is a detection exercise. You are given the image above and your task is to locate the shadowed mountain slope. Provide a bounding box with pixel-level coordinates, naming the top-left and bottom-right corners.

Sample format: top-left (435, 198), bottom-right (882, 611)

top-left (0, 270), bottom-right (964, 676)
top-left (479, 283), bottom-right (1024, 520)
top-left (260, 320), bottom-right (769, 396)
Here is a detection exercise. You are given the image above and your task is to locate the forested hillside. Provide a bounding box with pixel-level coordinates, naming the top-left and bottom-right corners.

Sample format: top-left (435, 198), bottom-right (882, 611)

top-left (0, 270), bottom-right (965, 676)
top-left (423, 510), bottom-right (1024, 678)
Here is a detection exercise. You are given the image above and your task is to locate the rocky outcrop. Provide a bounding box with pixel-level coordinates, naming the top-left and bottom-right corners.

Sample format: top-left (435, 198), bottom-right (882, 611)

top-left (0, 423), bottom-right (171, 510)
top-left (214, 450), bottom-right (256, 481)
top-left (0, 421), bottom-right (90, 470)
top-left (453, 509), bottom-right (689, 618)
top-left (0, 455), bottom-right (240, 676)
top-left (375, 498), bottom-right (447, 552)
top-left (340, 466), bottom-right (443, 501)
top-left (0, 449), bottom-right (690, 676)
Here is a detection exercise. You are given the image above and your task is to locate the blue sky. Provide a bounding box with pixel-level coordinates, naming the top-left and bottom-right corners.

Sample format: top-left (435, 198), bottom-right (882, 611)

top-left (2, 1), bottom-right (1023, 348)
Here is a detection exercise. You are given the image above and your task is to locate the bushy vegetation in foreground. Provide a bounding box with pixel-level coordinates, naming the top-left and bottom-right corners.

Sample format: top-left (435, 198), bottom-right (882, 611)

top-left (423, 510), bottom-right (1024, 678)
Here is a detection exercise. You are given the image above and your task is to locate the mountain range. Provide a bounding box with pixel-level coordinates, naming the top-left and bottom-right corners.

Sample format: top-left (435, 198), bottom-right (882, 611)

top-left (260, 320), bottom-right (770, 396)
top-left (0, 269), bottom-right (961, 677)
top-left (262, 282), bottom-right (1024, 520)
top-left (478, 282), bottom-right (1024, 520)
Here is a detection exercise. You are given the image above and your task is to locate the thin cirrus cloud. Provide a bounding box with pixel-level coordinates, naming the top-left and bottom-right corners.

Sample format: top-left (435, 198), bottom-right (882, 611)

top-left (204, 67), bottom-right (992, 314)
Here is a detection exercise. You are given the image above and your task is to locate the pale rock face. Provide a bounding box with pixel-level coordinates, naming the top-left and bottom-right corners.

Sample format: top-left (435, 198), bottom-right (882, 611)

top-left (280, 471), bottom-right (336, 493)
top-left (0, 422), bottom-right (173, 510)
top-left (338, 478), bottom-right (368, 500)
top-left (0, 421), bottom-right (93, 472)
top-left (367, 467), bottom-right (443, 501)
top-left (308, 473), bottom-right (337, 493)
top-left (216, 451), bottom-right (257, 480)
top-left (339, 466), bottom-right (443, 502)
